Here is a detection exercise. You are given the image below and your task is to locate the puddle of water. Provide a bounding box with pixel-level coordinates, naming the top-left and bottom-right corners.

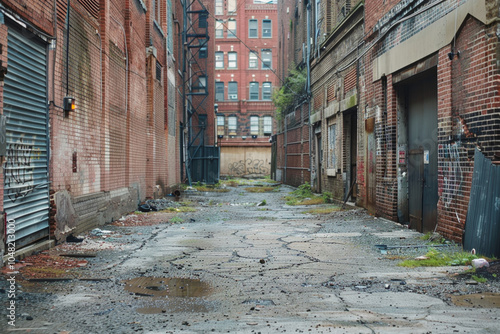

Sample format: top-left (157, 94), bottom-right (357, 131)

top-left (123, 277), bottom-right (211, 298)
top-left (124, 277), bottom-right (214, 314)
top-left (450, 293), bottom-right (500, 308)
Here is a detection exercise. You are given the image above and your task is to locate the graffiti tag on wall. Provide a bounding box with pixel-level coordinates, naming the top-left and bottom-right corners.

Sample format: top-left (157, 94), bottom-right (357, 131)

top-left (4, 139), bottom-right (36, 202)
top-left (228, 159), bottom-right (270, 176)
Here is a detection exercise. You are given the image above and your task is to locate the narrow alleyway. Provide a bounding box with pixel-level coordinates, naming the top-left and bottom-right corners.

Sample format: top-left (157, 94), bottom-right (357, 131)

top-left (1, 181), bottom-right (499, 333)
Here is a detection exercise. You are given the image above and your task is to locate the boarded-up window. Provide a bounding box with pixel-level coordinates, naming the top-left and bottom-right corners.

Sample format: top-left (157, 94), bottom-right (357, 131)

top-left (327, 82), bottom-right (336, 102)
top-left (328, 123), bottom-right (337, 169)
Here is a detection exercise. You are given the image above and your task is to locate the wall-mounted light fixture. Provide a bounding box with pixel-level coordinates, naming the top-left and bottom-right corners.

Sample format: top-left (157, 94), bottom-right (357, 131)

top-left (63, 96), bottom-right (76, 112)
top-left (448, 50), bottom-right (460, 60)
top-left (252, 135), bottom-right (257, 139)
top-left (242, 136), bottom-right (247, 140)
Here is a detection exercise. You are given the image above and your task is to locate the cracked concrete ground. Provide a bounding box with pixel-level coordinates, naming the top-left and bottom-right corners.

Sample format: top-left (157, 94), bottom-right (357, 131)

top-left (1, 183), bottom-right (499, 333)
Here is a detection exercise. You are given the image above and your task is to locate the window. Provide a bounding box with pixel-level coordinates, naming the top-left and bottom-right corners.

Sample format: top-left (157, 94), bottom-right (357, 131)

top-left (249, 51), bottom-right (258, 68)
top-left (215, 82), bottom-right (224, 101)
top-left (249, 82), bottom-right (259, 100)
top-left (154, 0), bottom-right (161, 24)
top-left (262, 82), bottom-right (272, 100)
top-left (215, 0), bottom-right (223, 15)
top-left (228, 0), bottom-right (236, 14)
top-left (228, 82), bottom-right (238, 100)
top-left (328, 124), bottom-right (337, 169)
top-left (228, 19), bottom-right (237, 38)
top-left (262, 19), bottom-right (272, 38)
top-left (167, 0), bottom-right (174, 52)
top-left (216, 20), bottom-right (224, 38)
top-left (250, 116), bottom-right (259, 135)
top-left (196, 76), bottom-right (207, 93)
top-left (262, 49), bottom-right (272, 69)
top-left (199, 12), bottom-right (207, 28)
top-left (228, 116), bottom-right (237, 134)
top-left (217, 115), bottom-right (225, 136)
top-left (215, 51), bottom-right (224, 69)
top-left (199, 39), bottom-right (207, 58)
top-left (249, 19), bottom-right (258, 38)
top-left (263, 116), bottom-right (272, 135)
top-left (228, 52), bottom-right (237, 69)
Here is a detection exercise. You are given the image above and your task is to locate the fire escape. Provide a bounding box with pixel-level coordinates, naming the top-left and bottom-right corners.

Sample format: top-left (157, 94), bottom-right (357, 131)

top-left (180, 0), bottom-right (218, 185)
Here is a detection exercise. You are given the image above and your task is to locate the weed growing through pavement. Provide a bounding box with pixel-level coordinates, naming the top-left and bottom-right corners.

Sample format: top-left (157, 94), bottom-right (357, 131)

top-left (303, 206), bottom-right (342, 214)
top-left (472, 275), bottom-right (488, 283)
top-left (245, 186), bottom-right (276, 193)
top-left (170, 216), bottom-right (184, 224)
top-left (284, 182), bottom-right (331, 206)
top-left (398, 248), bottom-right (486, 268)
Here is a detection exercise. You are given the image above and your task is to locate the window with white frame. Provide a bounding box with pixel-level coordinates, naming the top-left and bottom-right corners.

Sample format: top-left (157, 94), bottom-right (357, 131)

top-left (250, 116), bottom-right (259, 135)
top-left (249, 19), bottom-right (258, 38)
top-left (262, 19), bottom-right (272, 38)
top-left (215, 0), bottom-right (223, 15)
top-left (227, 19), bottom-right (237, 38)
top-left (228, 82), bottom-right (238, 100)
top-left (249, 51), bottom-right (258, 68)
top-left (217, 115), bottom-right (225, 136)
top-left (228, 52), bottom-right (237, 69)
top-left (216, 20), bottom-right (224, 38)
top-left (215, 82), bottom-right (224, 101)
top-left (215, 51), bottom-right (224, 69)
top-left (262, 82), bottom-right (272, 100)
top-left (249, 82), bottom-right (259, 100)
top-left (263, 116), bottom-right (272, 135)
top-left (328, 123), bottom-right (337, 169)
top-left (228, 116), bottom-right (237, 134)
top-left (228, 0), bottom-right (236, 14)
top-left (261, 49), bottom-right (272, 69)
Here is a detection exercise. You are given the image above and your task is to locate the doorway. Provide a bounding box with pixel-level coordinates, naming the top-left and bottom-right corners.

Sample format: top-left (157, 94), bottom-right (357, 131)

top-left (405, 71), bottom-right (438, 232)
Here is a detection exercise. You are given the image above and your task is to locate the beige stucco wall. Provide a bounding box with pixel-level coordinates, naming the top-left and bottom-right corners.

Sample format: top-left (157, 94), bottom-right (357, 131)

top-left (220, 146), bottom-right (271, 177)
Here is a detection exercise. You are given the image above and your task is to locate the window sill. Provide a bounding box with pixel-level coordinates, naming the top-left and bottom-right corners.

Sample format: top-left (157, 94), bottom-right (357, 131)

top-left (154, 21), bottom-right (165, 38)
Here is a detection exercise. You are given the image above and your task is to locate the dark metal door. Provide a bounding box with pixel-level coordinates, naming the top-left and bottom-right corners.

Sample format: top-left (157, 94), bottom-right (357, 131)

top-left (408, 149), bottom-right (424, 231)
top-left (407, 74), bottom-right (438, 232)
top-left (3, 22), bottom-right (50, 247)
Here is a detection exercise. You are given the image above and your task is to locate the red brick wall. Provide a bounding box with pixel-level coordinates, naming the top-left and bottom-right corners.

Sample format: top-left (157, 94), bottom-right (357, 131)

top-left (0, 0), bottom-right (180, 239)
top-left (436, 18), bottom-right (500, 242)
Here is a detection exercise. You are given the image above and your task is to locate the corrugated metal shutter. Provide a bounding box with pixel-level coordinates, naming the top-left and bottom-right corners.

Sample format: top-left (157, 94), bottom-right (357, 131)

top-left (3, 23), bottom-right (49, 247)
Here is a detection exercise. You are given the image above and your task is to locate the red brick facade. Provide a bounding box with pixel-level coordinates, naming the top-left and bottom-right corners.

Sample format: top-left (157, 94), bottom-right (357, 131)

top-left (275, 0), bottom-right (500, 245)
top-left (214, 0), bottom-right (277, 177)
top-left (0, 0), bottom-right (188, 250)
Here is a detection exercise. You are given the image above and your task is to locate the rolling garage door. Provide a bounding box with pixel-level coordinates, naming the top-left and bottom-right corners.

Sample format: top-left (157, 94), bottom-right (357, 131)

top-left (3, 22), bottom-right (50, 247)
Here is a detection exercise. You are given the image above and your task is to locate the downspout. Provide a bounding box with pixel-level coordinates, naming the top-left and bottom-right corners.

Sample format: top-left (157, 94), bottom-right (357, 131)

top-left (65, 0), bottom-right (70, 96)
top-left (306, 2), bottom-right (312, 187)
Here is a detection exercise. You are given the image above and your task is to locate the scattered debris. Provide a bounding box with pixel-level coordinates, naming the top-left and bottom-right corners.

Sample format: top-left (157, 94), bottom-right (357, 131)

top-left (472, 258), bottom-right (490, 269)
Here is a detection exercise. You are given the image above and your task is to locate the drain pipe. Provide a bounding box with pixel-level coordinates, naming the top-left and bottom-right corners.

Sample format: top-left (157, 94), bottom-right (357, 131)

top-left (306, 2), bottom-right (313, 186)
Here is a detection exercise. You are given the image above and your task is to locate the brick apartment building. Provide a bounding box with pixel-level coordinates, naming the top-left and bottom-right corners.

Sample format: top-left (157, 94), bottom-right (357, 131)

top-left (214, 0), bottom-right (277, 178)
top-left (277, 0), bottom-right (500, 252)
top-left (0, 0), bottom-right (215, 258)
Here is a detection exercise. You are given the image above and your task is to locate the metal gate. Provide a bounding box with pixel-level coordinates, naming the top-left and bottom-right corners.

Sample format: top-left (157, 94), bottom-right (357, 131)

top-left (3, 22), bottom-right (50, 247)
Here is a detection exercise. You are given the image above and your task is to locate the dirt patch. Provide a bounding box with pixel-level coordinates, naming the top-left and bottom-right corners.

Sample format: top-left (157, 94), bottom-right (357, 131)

top-left (14, 253), bottom-right (84, 280)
